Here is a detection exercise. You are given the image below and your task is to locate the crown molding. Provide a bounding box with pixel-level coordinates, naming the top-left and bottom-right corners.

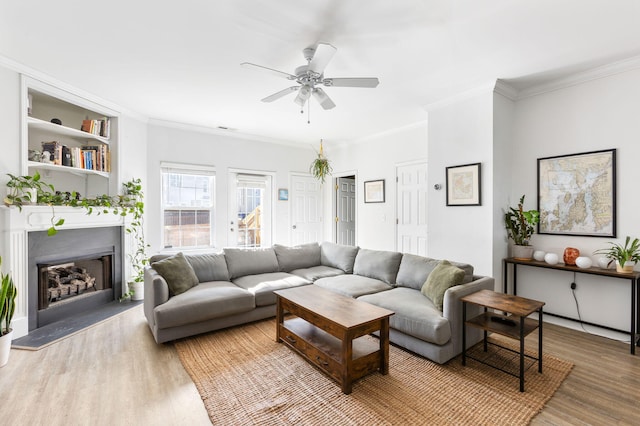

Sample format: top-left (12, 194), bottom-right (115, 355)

top-left (494, 80), bottom-right (519, 101)
top-left (346, 120), bottom-right (428, 148)
top-left (147, 118), bottom-right (308, 149)
top-left (516, 54), bottom-right (640, 100)
top-left (424, 80), bottom-right (498, 112)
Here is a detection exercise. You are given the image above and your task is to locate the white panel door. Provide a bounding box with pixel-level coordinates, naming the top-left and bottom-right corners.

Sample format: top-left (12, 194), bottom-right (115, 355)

top-left (396, 162), bottom-right (428, 255)
top-left (290, 174), bottom-right (323, 244)
top-left (336, 177), bottom-right (356, 246)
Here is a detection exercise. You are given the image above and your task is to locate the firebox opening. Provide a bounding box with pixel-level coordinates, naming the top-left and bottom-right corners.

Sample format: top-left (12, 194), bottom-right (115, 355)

top-left (38, 255), bottom-right (113, 311)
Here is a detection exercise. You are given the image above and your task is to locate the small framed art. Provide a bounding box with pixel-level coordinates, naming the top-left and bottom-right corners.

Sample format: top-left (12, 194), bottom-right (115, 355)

top-left (364, 179), bottom-right (385, 203)
top-left (278, 188), bottom-right (289, 201)
top-left (446, 162), bottom-right (481, 206)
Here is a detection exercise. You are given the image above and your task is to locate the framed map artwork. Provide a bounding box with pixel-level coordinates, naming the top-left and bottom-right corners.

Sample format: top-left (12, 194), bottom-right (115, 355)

top-left (446, 162), bottom-right (481, 206)
top-left (537, 149), bottom-right (616, 237)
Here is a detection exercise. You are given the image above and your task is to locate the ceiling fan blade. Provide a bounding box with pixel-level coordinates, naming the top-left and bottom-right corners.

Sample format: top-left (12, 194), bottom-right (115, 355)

top-left (294, 85), bottom-right (312, 106)
top-left (308, 43), bottom-right (337, 75)
top-left (323, 77), bottom-right (380, 88)
top-left (312, 88), bottom-right (336, 110)
top-left (241, 62), bottom-right (297, 80)
top-left (261, 86), bottom-right (299, 102)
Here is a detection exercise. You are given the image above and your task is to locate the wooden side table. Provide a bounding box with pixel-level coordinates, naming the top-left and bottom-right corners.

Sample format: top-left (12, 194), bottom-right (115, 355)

top-left (461, 289), bottom-right (545, 392)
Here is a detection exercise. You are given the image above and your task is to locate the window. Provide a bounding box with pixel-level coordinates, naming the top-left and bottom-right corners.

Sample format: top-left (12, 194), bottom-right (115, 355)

top-left (161, 163), bottom-right (215, 249)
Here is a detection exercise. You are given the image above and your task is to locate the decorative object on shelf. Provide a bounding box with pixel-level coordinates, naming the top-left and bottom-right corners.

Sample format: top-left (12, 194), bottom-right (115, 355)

top-left (364, 179), bottom-right (385, 203)
top-left (575, 256), bottom-right (593, 269)
top-left (446, 162), bottom-right (481, 206)
top-left (563, 247), bottom-right (580, 266)
top-left (0, 256), bottom-right (17, 367)
top-left (50, 118), bottom-right (62, 125)
top-left (533, 250), bottom-right (546, 261)
top-left (544, 253), bottom-right (559, 265)
top-left (594, 236), bottom-right (640, 273)
top-left (28, 150), bottom-right (41, 162)
top-left (4, 171), bottom-right (53, 206)
top-left (40, 151), bottom-right (52, 163)
top-left (504, 195), bottom-right (540, 260)
top-left (597, 257), bottom-right (611, 269)
top-left (309, 139), bottom-right (332, 183)
top-left (538, 149), bottom-right (616, 237)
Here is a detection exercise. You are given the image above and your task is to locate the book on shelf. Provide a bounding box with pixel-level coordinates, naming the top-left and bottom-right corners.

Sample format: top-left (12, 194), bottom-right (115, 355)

top-left (81, 117), bottom-right (110, 138)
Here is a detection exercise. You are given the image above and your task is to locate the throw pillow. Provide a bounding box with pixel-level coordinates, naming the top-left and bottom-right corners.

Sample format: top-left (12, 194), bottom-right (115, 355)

top-left (420, 260), bottom-right (465, 311)
top-left (151, 252), bottom-right (199, 296)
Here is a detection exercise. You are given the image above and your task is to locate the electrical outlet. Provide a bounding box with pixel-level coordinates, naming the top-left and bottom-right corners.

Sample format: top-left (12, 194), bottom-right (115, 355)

top-left (570, 282), bottom-right (577, 290)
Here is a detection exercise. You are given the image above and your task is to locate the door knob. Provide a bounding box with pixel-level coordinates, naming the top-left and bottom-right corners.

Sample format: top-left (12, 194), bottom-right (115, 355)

top-left (292, 225), bottom-right (297, 229)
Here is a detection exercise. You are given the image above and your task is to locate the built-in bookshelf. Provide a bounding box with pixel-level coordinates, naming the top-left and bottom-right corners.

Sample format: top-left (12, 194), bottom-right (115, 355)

top-left (21, 77), bottom-right (119, 197)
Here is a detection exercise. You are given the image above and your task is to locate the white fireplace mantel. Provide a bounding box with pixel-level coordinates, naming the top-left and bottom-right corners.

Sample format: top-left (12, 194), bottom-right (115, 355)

top-left (1, 205), bottom-right (127, 339)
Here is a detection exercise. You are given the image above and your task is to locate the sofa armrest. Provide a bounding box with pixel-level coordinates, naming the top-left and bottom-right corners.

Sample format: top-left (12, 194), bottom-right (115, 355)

top-left (143, 266), bottom-right (170, 328)
top-left (442, 276), bottom-right (495, 353)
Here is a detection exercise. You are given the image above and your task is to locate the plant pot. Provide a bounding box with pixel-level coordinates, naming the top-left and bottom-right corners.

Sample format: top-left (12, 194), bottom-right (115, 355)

top-left (129, 281), bottom-right (144, 301)
top-left (9, 187), bottom-right (37, 204)
top-left (616, 261), bottom-right (635, 273)
top-left (512, 245), bottom-right (534, 261)
top-left (0, 330), bottom-right (14, 368)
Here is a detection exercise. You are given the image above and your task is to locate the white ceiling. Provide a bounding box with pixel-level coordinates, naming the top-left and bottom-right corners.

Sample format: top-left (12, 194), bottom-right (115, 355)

top-left (3, 0), bottom-right (640, 146)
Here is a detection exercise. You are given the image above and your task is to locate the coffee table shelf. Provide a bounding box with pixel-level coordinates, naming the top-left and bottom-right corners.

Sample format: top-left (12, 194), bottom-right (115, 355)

top-left (275, 286), bottom-right (394, 394)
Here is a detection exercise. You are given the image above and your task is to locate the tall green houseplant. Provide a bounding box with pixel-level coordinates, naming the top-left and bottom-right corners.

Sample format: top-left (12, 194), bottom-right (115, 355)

top-left (505, 195), bottom-right (540, 246)
top-left (0, 256), bottom-right (17, 336)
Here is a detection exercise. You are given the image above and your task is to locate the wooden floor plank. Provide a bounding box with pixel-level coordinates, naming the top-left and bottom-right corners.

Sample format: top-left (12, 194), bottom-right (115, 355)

top-left (1, 305), bottom-right (638, 425)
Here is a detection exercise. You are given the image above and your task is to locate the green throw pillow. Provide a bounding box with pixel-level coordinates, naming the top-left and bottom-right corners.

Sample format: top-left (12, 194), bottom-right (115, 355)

top-left (421, 260), bottom-right (465, 311)
top-left (151, 252), bottom-right (199, 296)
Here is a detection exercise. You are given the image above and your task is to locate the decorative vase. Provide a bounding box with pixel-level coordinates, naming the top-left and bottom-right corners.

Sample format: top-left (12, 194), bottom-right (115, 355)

top-left (512, 245), bottom-right (534, 261)
top-left (616, 261), bottom-right (635, 274)
top-left (130, 281), bottom-right (144, 301)
top-left (0, 330), bottom-right (14, 368)
top-left (563, 247), bottom-right (580, 266)
top-left (575, 256), bottom-right (593, 269)
top-left (533, 250), bottom-right (546, 261)
top-left (598, 257), bottom-right (611, 269)
top-left (544, 253), bottom-right (559, 265)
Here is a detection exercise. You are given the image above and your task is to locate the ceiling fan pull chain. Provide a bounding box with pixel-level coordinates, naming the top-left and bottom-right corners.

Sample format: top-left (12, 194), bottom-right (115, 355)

top-left (308, 98), bottom-right (311, 124)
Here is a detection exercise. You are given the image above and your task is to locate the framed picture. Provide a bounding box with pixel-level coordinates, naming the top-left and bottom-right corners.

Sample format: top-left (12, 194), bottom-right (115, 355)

top-left (446, 162), bottom-right (481, 206)
top-left (537, 149), bottom-right (616, 237)
top-left (364, 179), bottom-right (385, 203)
top-left (278, 188), bottom-right (288, 201)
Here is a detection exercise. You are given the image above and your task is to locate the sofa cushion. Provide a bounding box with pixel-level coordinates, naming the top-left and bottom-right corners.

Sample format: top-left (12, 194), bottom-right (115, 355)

top-left (320, 242), bottom-right (359, 273)
top-left (273, 243), bottom-right (321, 272)
top-left (185, 253), bottom-right (230, 282)
top-left (290, 265), bottom-right (345, 282)
top-left (232, 272), bottom-right (312, 306)
top-left (358, 287), bottom-right (451, 345)
top-left (353, 249), bottom-right (403, 285)
top-left (151, 252), bottom-right (199, 296)
top-left (314, 275), bottom-right (392, 298)
top-left (223, 247), bottom-right (279, 279)
top-left (421, 260), bottom-right (466, 311)
top-left (153, 281), bottom-right (255, 329)
top-left (396, 254), bottom-right (474, 290)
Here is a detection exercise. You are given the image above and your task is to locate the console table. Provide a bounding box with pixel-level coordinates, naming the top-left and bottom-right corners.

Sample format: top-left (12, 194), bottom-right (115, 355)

top-left (503, 257), bottom-right (640, 355)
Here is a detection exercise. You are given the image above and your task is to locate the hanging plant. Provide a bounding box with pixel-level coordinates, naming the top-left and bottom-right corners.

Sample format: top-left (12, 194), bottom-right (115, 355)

top-left (309, 139), bottom-right (332, 183)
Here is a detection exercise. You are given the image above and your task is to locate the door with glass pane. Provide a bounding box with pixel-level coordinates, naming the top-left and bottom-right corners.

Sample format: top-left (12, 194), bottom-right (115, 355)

top-left (229, 173), bottom-right (272, 248)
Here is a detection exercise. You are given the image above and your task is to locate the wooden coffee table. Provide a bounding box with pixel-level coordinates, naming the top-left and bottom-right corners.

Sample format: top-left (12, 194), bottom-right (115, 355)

top-left (274, 285), bottom-right (394, 394)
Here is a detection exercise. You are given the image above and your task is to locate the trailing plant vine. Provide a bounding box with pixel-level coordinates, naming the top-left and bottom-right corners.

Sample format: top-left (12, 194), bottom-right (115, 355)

top-left (4, 174), bottom-right (149, 299)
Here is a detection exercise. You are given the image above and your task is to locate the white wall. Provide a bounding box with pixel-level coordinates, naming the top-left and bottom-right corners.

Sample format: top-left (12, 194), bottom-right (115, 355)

top-left (0, 65), bottom-right (21, 189)
top-left (146, 123), bottom-right (315, 254)
top-left (508, 68), bottom-right (640, 332)
top-left (329, 122), bottom-right (428, 250)
top-left (426, 88), bottom-right (495, 276)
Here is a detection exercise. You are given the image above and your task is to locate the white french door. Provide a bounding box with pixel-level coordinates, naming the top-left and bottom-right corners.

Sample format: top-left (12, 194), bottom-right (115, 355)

top-left (228, 172), bottom-right (273, 247)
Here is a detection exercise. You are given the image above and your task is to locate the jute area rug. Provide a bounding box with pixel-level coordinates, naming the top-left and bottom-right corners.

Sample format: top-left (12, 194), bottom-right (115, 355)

top-left (174, 319), bottom-right (573, 426)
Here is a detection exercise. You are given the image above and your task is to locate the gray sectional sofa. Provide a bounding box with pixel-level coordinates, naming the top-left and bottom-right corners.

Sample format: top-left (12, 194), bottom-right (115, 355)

top-left (144, 242), bottom-right (494, 364)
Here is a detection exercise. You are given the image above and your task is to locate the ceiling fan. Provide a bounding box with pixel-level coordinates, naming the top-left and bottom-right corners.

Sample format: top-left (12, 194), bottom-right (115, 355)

top-left (241, 42), bottom-right (379, 111)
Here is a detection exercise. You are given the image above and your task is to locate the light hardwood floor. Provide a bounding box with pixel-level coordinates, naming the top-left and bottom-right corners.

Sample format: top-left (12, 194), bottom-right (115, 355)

top-left (1, 305), bottom-right (638, 425)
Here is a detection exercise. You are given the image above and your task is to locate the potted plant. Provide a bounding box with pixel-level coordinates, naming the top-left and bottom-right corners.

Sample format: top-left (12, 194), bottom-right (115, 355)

top-left (4, 171), bottom-right (54, 206)
top-left (594, 236), bottom-right (640, 273)
top-left (504, 195), bottom-right (540, 260)
top-left (309, 140), bottom-right (332, 183)
top-left (0, 256), bottom-right (17, 367)
top-left (120, 179), bottom-right (149, 300)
